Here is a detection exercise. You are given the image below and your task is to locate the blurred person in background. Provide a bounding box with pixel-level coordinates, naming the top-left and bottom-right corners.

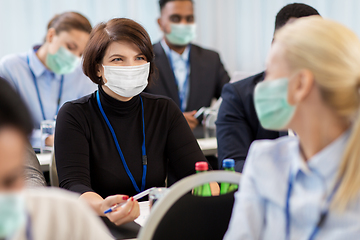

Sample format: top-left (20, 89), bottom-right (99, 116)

top-left (225, 16), bottom-right (360, 239)
top-left (216, 3), bottom-right (320, 172)
top-left (145, 0), bottom-right (230, 135)
top-left (0, 78), bottom-right (112, 240)
top-left (0, 12), bottom-right (96, 151)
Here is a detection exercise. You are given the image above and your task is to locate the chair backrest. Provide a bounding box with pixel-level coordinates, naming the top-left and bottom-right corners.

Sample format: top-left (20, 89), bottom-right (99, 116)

top-left (137, 171), bottom-right (241, 240)
top-left (24, 142), bottom-right (47, 187)
top-left (49, 152), bottom-right (59, 187)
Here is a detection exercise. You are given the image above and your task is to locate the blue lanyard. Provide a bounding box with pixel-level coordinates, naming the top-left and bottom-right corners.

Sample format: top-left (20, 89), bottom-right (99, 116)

top-left (285, 171), bottom-right (341, 240)
top-left (166, 48), bottom-right (190, 112)
top-left (96, 91), bottom-right (147, 193)
top-left (27, 55), bottom-right (64, 121)
top-left (25, 213), bottom-right (33, 240)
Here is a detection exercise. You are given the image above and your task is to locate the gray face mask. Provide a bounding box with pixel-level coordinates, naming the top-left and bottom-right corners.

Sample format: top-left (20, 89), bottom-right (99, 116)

top-left (103, 62), bottom-right (150, 98)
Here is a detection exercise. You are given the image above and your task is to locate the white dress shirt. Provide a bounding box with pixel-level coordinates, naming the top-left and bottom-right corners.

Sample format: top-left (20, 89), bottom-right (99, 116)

top-left (224, 129), bottom-right (360, 240)
top-left (160, 39), bottom-right (190, 112)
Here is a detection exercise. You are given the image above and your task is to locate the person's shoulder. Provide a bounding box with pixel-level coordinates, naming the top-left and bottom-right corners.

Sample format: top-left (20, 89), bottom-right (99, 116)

top-left (141, 92), bottom-right (174, 105)
top-left (24, 187), bottom-right (81, 206)
top-left (222, 71), bottom-right (265, 100)
top-left (0, 52), bottom-right (27, 68)
top-left (59, 92), bottom-right (95, 117)
top-left (152, 41), bottom-right (161, 47)
top-left (67, 92), bottom-right (94, 105)
top-left (251, 136), bottom-right (298, 152)
top-left (190, 43), bottom-right (220, 57)
top-left (241, 137), bottom-right (297, 208)
top-left (152, 41), bottom-right (163, 54)
top-left (246, 136), bottom-right (298, 171)
top-left (68, 65), bottom-right (89, 79)
top-left (66, 66), bottom-right (96, 88)
top-left (141, 92), bottom-right (180, 113)
top-left (23, 188), bottom-right (113, 239)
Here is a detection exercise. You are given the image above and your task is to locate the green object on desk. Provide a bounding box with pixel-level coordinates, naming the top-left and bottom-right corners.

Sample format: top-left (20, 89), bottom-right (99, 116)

top-left (193, 162), bottom-right (212, 197)
top-left (220, 159), bottom-right (238, 195)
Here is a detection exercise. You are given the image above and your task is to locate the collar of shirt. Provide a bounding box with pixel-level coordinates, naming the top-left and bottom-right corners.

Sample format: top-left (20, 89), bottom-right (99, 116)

top-left (28, 46), bottom-right (61, 80)
top-left (160, 39), bottom-right (190, 63)
top-left (291, 128), bottom-right (352, 193)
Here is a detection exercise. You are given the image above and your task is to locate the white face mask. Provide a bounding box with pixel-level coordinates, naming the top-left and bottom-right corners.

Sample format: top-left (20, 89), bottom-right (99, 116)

top-left (102, 62), bottom-right (150, 98)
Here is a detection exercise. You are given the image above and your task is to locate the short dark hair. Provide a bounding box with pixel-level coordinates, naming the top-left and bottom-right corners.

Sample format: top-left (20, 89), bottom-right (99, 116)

top-left (159, 0), bottom-right (193, 10)
top-left (0, 78), bottom-right (33, 137)
top-left (275, 3), bottom-right (320, 30)
top-left (82, 18), bottom-right (155, 85)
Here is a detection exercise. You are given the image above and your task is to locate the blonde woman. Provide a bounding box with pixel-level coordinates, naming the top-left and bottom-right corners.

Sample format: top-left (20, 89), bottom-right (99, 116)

top-left (224, 16), bottom-right (360, 239)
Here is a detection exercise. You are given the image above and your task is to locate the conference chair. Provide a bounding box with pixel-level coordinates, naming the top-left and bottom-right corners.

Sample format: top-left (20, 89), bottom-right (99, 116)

top-left (24, 142), bottom-right (47, 187)
top-left (138, 171), bottom-right (241, 240)
top-left (49, 152), bottom-right (59, 187)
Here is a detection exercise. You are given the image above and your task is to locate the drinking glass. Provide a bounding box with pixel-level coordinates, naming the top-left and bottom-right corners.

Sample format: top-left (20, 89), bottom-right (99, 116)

top-left (149, 187), bottom-right (169, 209)
top-left (40, 120), bottom-right (55, 154)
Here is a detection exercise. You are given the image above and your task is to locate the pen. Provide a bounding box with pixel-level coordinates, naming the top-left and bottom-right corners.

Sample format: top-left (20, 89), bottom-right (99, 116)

top-left (104, 187), bottom-right (155, 214)
top-left (194, 107), bottom-right (206, 119)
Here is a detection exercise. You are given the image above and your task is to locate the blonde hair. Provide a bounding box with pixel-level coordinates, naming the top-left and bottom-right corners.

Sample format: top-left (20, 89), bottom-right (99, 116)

top-left (275, 16), bottom-right (360, 211)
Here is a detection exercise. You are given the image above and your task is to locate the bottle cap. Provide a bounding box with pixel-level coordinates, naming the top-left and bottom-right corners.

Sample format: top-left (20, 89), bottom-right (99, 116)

top-left (195, 161), bottom-right (208, 171)
top-left (222, 159), bottom-right (235, 168)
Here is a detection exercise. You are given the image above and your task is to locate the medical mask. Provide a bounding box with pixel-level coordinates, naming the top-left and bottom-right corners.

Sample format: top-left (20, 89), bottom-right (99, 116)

top-left (254, 77), bottom-right (296, 130)
top-left (166, 23), bottom-right (196, 46)
top-left (0, 193), bottom-right (26, 238)
top-left (46, 46), bottom-right (80, 75)
top-left (103, 62), bottom-right (150, 98)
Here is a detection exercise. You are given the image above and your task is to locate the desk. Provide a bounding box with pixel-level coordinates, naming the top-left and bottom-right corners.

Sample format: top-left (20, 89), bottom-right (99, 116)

top-left (36, 153), bottom-right (51, 171)
top-left (135, 201), bottom-right (150, 227)
top-left (197, 137), bottom-right (217, 156)
top-left (102, 201), bottom-right (150, 240)
top-left (36, 138), bottom-right (217, 170)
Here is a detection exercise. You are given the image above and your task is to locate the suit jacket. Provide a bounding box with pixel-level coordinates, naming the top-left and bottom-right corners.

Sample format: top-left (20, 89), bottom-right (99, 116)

top-left (216, 72), bottom-right (286, 172)
top-left (145, 42), bottom-right (230, 112)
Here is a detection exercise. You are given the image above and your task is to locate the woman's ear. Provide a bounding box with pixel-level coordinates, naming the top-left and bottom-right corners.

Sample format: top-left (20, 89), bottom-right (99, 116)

top-left (96, 64), bottom-right (102, 78)
top-left (45, 28), bottom-right (56, 43)
top-left (288, 69), bottom-right (314, 105)
top-left (97, 64), bottom-right (105, 84)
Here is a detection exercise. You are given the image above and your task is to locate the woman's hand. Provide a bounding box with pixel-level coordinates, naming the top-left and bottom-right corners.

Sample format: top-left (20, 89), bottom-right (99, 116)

top-left (101, 195), bottom-right (140, 226)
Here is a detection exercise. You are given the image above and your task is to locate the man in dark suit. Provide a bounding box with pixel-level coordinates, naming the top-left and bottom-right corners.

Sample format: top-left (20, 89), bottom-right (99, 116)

top-left (145, 0), bottom-right (230, 132)
top-left (216, 3), bottom-right (320, 172)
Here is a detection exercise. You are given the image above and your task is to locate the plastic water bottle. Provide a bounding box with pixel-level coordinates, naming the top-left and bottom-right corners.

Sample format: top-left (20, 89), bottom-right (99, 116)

top-left (193, 161), bottom-right (212, 197)
top-left (220, 159), bottom-right (238, 194)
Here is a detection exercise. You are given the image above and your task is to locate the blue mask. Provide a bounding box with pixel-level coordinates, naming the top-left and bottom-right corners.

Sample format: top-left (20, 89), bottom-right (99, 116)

top-left (166, 24), bottom-right (196, 46)
top-left (0, 193), bottom-right (26, 238)
top-left (254, 77), bottom-right (296, 130)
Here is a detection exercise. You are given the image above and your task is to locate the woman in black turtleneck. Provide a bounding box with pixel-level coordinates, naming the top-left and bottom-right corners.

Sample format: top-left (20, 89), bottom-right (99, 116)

top-left (55, 18), bottom-right (207, 225)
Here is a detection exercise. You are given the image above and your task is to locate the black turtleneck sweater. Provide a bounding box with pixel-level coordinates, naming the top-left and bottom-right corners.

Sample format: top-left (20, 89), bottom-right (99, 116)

top-left (55, 86), bottom-right (207, 198)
